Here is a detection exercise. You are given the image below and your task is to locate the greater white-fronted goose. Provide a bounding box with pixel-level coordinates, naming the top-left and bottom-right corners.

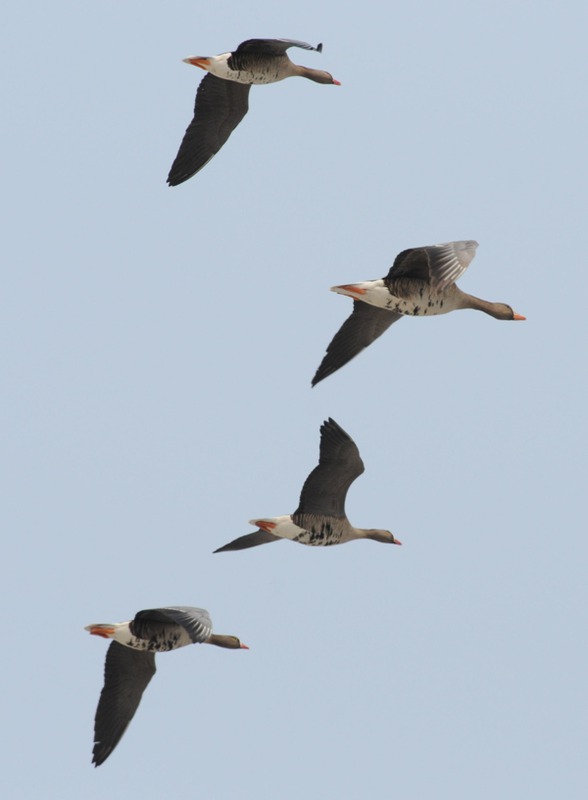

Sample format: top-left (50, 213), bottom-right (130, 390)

top-left (214, 418), bottom-right (401, 552)
top-left (167, 38), bottom-right (340, 185)
top-left (312, 240), bottom-right (526, 386)
top-left (86, 606), bottom-right (248, 766)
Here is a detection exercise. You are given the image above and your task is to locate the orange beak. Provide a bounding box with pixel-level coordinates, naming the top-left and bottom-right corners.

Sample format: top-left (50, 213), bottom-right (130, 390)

top-left (393, 538), bottom-right (402, 546)
top-left (513, 313), bottom-right (526, 320)
top-left (182, 57), bottom-right (211, 71)
top-left (240, 643), bottom-right (250, 650)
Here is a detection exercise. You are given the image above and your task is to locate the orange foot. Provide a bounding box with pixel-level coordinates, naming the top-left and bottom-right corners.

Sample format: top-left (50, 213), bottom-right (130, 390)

top-left (256, 520), bottom-right (277, 532)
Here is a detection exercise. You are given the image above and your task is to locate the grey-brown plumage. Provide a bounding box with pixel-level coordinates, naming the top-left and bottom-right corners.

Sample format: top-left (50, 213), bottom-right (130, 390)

top-left (294, 416), bottom-right (364, 519)
top-left (312, 240), bottom-right (525, 386)
top-left (167, 38), bottom-right (339, 185)
top-left (311, 302), bottom-right (401, 387)
top-left (93, 642), bottom-right (156, 767)
top-left (167, 75), bottom-right (251, 186)
top-left (87, 606), bottom-right (247, 766)
top-left (214, 418), bottom-right (401, 552)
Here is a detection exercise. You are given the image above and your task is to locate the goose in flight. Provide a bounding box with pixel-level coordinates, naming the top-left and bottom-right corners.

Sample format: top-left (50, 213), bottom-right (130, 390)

top-left (86, 606), bottom-right (248, 766)
top-left (167, 38), bottom-right (340, 185)
top-left (214, 418), bottom-right (401, 552)
top-left (312, 240), bottom-right (526, 386)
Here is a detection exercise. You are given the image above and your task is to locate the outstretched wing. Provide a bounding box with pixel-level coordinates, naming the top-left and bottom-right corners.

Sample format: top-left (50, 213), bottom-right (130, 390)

top-left (92, 642), bottom-right (156, 767)
top-left (294, 418), bottom-right (364, 519)
top-left (167, 74), bottom-right (250, 185)
top-left (133, 607), bottom-right (213, 644)
top-left (386, 240), bottom-right (478, 291)
top-left (235, 39), bottom-right (323, 55)
top-left (312, 302), bottom-right (401, 386)
top-left (214, 530), bottom-right (281, 553)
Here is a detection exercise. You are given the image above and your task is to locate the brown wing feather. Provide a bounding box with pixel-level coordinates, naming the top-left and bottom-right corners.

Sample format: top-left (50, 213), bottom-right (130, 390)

top-left (294, 418), bottom-right (364, 519)
top-left (312, 302), bottom-right (401, 386)
top-left (235, 39), bottom-right (322, 55)
top-left (386, 241), bottom-right (478, 291)
top-left (214, 530), bottom-right (281, 553)
top-left (167, 75), bottom-right (250, 185)
top-left (92, 642), bottom-right (156, 766)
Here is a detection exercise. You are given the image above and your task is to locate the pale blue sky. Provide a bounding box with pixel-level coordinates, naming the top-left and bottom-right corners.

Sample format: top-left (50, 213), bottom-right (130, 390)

top-left (2, 1), bottom-right (587, 798)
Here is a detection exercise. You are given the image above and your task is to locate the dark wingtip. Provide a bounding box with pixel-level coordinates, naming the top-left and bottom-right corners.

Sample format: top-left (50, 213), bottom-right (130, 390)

top-left (310, 365), bottom-right (331, 387)
top-left (92, 750), bottom-right (107, 768)
top-left (316, 42), bottom-right (323, 53)
top-left (166, 173), bottom-right (182, 187)
top-left (322, 417), bottom-right (340, 434)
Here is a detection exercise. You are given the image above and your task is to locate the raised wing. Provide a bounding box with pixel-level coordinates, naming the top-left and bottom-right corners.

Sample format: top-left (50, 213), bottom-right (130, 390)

top-left (312, 302), bottom-right (401, 386)
top-left (386, 240), bottom-right (479, 291)
top-left (214, 530), bottom-right (281, 553)
top-left (133, 607), bottom-right (213, 644)
top-left (294, 418), bottom-right (364, 519)
top-left (92, 642), bottom-right (156, 766)
top-left (235, 39), bottom-right (323, 55)
top-left (167, 75), bottom-right (250, 185)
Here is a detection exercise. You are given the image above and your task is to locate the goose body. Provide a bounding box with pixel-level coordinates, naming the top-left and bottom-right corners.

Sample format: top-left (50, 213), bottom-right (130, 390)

top-left (193, 51), bottom-right (314, 85)
top-left (167, 38), bottom-right (340, 185)
top-left (86, 606), bottom-right (248, 766)
top-left (333, 277), bottom-right (470, 317)
top-left (214, 418), bottom-right (401, 553)
top-left (312, 240), bottom-right (526, 386)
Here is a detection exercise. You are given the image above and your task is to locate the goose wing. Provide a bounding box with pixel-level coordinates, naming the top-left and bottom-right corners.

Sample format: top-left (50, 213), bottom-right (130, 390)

top-left (235, 39), bottom-right (323, 55)
top-left (92, 642), bottom-right (156, 766)
top-left (312, 302), bottom-right (401, 386)
top-left (167, 75), bottom-right (250, 186)
top-left (386, 240), bottom-right (478, 291)
top-left (294, 418), bottom-right (364, 519)
top-left (133, 607), bottom-right (213, 644)
top-left (214, 530), bottom-right (281, 553)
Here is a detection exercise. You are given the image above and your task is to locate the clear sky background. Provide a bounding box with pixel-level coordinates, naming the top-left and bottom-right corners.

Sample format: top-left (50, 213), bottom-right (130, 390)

top-left (2, 1), bottom-right (587, 798)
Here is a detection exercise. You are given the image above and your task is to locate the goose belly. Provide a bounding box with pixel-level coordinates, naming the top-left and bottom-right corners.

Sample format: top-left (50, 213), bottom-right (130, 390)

top-left (209, 55), bottom-right (287, 85)
top-left (384, 294), bottom-right (450, 316)
top-left (228, 68), bottom-right (286, 85)
top-left (115, 626), bottom-right (193, 653)
top-left (376, 283), bottom-right (460, 317)
top-left (291, 517), bottom-right (346, 546)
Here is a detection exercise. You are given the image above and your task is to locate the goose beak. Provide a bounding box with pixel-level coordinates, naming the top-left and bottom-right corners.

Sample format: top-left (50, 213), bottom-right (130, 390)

top-left (513, 313), bottom-right (526, 320)
top-left (332, 79), bottom-right (342, 86)
top-left (240, 643), bottom-right (250, 650)
top-left (393, 538), bottom-right (402, 546)
top-left (183, 57), bottom-right (210, 70)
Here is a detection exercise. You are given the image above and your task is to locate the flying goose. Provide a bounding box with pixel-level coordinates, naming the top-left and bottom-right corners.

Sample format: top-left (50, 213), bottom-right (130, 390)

top-left (167, 38), bottom-right (340, 185)
top-left (312, 240), bottom-right (526, 386)
top-left (214, 418), bottom-right (401, 552)
top-left (86, 606), bottom-right (248, 766)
